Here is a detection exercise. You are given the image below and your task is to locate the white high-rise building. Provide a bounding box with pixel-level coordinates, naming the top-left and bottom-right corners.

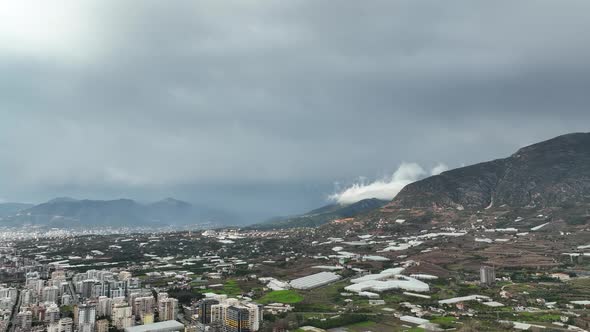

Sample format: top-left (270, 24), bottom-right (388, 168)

top-left (97, 296), bottom-right (113, 317)
top-left (42, 286), bottom-right (59, 303)
top-left (16, 310), bottom-right (33, 331)
top-left (20, 289), bottom-right (33, 306)
top-left (110, 287), bottom-right (125, 298)
top-left (45, 303), bottom-right (60, 324)
top-left (244, 303), bottom-right (263, 331)
top-left (26, 278), bottom-right (44, 296)
top-left (480, 266), bottom-right (496, 285)
top-left (78, 304), bottom-right (96, 332)
top-left (0, 287), bottom-right (18, 300)
top-left (61, 294), bottom-right (72, 306)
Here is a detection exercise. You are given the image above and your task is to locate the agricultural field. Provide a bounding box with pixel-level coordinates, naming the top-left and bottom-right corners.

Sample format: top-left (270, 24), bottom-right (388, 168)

top-left (258, 290), bottom-right (304, 304)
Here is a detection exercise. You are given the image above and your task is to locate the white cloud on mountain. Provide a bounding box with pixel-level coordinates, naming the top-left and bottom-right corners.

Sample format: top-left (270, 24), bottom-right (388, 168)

top-left (330, 162), bottom-right (449, 204)
top-left (430, 162), bottom-right (449, 175)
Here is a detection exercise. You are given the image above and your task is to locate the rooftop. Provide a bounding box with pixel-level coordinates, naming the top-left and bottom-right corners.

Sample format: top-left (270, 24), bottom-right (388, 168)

top-left (124, 321), bottom-right (184, 332)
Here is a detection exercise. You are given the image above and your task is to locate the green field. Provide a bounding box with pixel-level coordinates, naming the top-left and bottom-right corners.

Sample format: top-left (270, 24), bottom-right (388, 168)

top-left (258, 290), bottom-right (304, 304)
top-left (197, 280), bottom-right (243, 296)
top-left (430, 316), bottom-right (456, 324)
top-left (222, 280), bottom-right (242, 296)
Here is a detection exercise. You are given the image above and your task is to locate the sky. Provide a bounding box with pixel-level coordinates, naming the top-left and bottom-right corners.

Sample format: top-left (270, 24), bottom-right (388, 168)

top-left (1, 1), bottom-right (590, 222)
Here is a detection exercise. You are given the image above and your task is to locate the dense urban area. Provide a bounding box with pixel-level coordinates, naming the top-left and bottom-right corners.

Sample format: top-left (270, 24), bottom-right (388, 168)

top-left (1, 201), bottom-right (590, 332)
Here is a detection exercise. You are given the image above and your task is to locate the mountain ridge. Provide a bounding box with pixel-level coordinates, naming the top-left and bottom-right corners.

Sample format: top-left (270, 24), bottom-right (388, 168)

top-left (0, 197), bottom-right (235, 228)
top-left (388, 132), bottom-right (590, 210)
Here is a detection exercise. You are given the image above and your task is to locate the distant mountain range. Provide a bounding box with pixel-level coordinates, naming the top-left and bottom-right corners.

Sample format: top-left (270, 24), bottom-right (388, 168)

top-left (251, 198), bottom-right (388, 229)
top-left (0, 197), bottom-right (236, 228)
top-left (0, 202), bottom-right (35, 217)
top-left (388, 132), bottom-right (590, 210)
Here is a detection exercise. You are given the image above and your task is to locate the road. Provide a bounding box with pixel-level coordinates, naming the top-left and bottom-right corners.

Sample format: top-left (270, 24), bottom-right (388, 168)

top-left (8, 289), bottom-right (21, 332)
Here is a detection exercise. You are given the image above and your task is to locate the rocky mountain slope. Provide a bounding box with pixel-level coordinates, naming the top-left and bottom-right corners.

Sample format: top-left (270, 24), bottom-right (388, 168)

top-left (388, 132), bottom-right (590, 210)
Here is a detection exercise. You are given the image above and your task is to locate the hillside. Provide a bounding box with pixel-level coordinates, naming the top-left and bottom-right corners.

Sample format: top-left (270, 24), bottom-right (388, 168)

top-left (252, 198), bottom-right (388, 229)
top-left (0, 202), bottom-right (35, 218)
top-left (388, 132), bottom-right (590, 210)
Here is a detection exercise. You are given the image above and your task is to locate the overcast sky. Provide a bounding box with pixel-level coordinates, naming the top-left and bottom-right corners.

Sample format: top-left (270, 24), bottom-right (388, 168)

top-left (1, 1), bottom-right (590, 221)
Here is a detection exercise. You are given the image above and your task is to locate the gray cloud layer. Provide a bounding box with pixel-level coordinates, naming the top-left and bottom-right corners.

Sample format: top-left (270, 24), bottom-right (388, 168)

top-left (1, 1), bottom-right (590, 219)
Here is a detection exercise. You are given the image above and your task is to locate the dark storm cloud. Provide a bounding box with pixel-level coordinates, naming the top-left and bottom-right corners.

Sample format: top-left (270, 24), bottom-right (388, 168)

top-left (1, 1), bottom-right (590, 215)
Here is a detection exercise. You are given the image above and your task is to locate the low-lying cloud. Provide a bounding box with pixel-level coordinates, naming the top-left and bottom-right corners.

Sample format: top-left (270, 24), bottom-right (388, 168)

top-left (330, 162), bottom-right (448, 205)
top-left (430, 163), bottom-right (449, 176)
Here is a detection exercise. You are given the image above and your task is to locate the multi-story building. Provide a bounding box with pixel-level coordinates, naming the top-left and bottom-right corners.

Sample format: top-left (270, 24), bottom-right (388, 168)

top-left (244, 303), bottom-right (262, 332)
top-left (51, 270), bottom-right (66, 280)
top-left (42, 286), bottom-right (59, 303)
top-left (61, 294), bottom-right (72, 306)
top-left (142, 313), bottom-right (154, 325)
top-left (112, 302), bottom-right (134, 330)
top-left (205, 295), bottom-right (262, 332)
top-left (118, 271), bottom-right (132, 280)
top-left (80, 280), bottom-right (96, 299)
top-left (197, 298), bottom-right (220, 324)
top-left (59, 282), bottom-right (70, 298)
top-left (59, 317), bottom-right (73, 332)
top-left (158, 298), bottom-right (178, 322)
top-left (78, 304), bottom-right (96, 332)
top-left (93, 283), bottom-right (108, 298)
top-left (127, 277), bottom-right (141, 289)
top-left (47, 322), bottom-right (60, 332)
top-left (96, 319), bottom-right (110, 332)
top-left (480, 266), bottom-right (496, 285)
top-left (110, 287), bottom-right (126, 298)
top-left (128, 290), bottom-right (152, 308)
top-left (47, 317), bottom-right (74, 332)
top-left (224, 306), bottom-right (250, 332)
top-left (45, 303), bottom-right (60, 324)
top-left (25, 278), bottom-right (44, 296)
top-left (97, 296), bottom-right (113, 317)
top-left (109, 280), bottom-right (127, 298)
top-left (31, 302), bottom-right (47, 322)
top-left (15, 310), bottom-right (33, 331)
top-left (20, 289), bottom-right (33, 306)
top-left (0, 287), bottom-right (18, 301)
top-left (133, 296), bottom-right (155, 319)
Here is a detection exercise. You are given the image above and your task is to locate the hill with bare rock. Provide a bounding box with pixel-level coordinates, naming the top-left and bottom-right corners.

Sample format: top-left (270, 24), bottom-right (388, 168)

top-left (388, 132), bottom-right (590, 211)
